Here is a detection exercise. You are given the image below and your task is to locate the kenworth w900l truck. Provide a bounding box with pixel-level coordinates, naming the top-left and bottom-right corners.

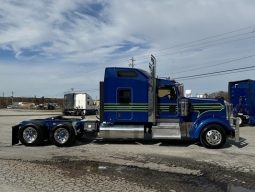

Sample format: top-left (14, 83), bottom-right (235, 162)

top-left (12, 56), bottom-right (238, 148)
top-left (229, 79), bottom-right (255, 126)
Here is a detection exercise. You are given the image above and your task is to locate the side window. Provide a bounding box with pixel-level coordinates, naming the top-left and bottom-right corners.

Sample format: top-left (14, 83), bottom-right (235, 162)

top-left (118, 89), bottom-right (131, 104)
top-left (158, 86), bottom-right (177, 100)
top-left (158, 88), bottom-right (170, 98)
top-left (117, 70), bottom-right (138, 77)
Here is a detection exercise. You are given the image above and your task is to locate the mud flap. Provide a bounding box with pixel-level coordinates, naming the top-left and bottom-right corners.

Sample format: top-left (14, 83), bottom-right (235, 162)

top-left (12, 125), bottom-right (20, 145)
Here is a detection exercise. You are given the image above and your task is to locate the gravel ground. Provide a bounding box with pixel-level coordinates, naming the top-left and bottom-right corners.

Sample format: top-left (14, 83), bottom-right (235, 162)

top-left (0, 159), bottom-right (155, 192)
top-left (0, 109), bottom-right (255, 191)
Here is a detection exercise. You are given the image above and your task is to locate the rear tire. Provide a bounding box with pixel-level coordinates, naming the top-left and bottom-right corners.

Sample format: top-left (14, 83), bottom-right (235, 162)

top-left (50, 125), bottom-right (75, 147)
top-left (200, 124), bottom-right (226, 149)
top-left (19, 125), bottom-right (43, 146)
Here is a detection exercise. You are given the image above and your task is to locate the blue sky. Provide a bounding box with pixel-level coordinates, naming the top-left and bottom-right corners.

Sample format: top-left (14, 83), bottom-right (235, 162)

top-left (1, 0), bottom-right (255, 98)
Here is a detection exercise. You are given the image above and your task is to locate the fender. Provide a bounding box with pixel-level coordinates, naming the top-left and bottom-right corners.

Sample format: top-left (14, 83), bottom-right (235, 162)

top-left (190, 117), bottom-right (231, 140)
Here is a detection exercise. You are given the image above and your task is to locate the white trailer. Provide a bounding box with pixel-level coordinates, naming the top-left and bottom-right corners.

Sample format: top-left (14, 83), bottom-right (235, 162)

top-left (63, 92), bottom-right (97, 116)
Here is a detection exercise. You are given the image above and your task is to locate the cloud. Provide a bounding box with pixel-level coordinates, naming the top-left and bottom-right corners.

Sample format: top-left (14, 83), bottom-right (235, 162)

top-left (0, 0), bottom-right (255, 97)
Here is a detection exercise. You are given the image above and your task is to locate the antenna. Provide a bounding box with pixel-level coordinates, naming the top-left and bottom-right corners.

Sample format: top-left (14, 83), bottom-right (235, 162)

top-left (129, 57), bottom-right (135, 68)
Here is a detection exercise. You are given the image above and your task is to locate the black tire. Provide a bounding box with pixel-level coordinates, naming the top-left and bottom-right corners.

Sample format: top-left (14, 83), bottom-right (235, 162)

top-left (18, 125), bottom-right (43, 146)
top-left (49, 125), bottom-right (76, 147)
top-left (200, 124), bottom-right (226, 149)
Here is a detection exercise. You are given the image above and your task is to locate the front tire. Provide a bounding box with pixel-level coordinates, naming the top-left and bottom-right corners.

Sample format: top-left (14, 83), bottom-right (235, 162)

top-left (49, 125), bottom-right (75, 147)
top-left (200, 124), bottom-right (226, 149)
top-left (19, 125), bottom-right (43, 146)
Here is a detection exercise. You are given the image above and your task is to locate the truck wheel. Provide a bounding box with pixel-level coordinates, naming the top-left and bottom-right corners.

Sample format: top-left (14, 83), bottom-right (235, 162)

top-left (19, 125), bottom-right (43, 146)
top-left (200, 124), bottom-right (226, 149)
top-left (50, 126), bottom-right (75, 147)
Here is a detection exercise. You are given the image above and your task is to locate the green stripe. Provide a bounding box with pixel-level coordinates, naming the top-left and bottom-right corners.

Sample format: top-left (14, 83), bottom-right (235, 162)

top-left (104, 103), bottom-right (148, 110)
top-left (104, 103), bottom-right (148, 106)
top-left (104, 109), bottom-right (147, 111)
top-left (192, 103), bottom-right (225, 117)
top-left (104, 106), bottom-right (148, 109)
top-left (192, 107), bottom-right (222, 109)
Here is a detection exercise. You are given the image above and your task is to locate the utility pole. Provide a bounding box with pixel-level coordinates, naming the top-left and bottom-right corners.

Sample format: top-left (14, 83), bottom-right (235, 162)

top-left (1, 92), bottom-right (4, 107)
top-left (129, 57), bottom-right (135, 68)
top-left (11, 91), bottom-right (14, 105)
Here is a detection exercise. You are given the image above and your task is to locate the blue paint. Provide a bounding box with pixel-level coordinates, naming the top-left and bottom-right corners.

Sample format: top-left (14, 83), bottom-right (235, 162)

top-left (14, 66), bottom-right (235, 147)
top-left (102, 66), bottom-right (234, 141)
top-left (229, 79), bottom-right (255, 125)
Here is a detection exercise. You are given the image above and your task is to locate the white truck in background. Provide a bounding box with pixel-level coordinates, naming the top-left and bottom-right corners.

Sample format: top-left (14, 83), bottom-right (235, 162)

top-left (63, 92), bottom-right (98, 116)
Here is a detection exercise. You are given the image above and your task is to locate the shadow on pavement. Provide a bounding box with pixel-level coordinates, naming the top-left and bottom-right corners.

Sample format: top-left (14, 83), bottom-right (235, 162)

top-left (226, 137), bottom-right (248, 148)
top-left (74, 137), bottom-right (195, 148)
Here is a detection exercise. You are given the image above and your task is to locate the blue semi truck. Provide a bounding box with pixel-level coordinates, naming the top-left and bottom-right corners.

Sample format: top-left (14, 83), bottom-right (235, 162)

top-left (12, 56), bottom-right (238, 148)
top-left (229, 79), bottom-right (255, 126)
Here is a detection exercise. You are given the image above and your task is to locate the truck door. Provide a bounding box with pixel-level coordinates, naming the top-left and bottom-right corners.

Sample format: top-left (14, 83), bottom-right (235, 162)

top-left (157, 86), bottom-right (178, 119)
top-left (117, 88), bottom-right (133, 120)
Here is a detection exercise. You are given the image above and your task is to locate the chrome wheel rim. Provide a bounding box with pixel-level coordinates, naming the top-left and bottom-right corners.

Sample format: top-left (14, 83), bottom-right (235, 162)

top-left (205, 130), bottom-right (222, 146)
top-left (23, 127), bottom-right (38, 144)
top-left (54, 128), bottom-right (69, 144)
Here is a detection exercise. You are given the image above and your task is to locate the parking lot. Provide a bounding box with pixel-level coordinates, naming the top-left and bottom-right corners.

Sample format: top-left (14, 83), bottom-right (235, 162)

top-left (0, 109), bottom-right (255, 191)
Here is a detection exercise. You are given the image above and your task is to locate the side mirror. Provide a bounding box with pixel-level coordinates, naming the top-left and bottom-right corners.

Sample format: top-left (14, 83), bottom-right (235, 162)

top-left (179, 98), bottom-right (189, 117)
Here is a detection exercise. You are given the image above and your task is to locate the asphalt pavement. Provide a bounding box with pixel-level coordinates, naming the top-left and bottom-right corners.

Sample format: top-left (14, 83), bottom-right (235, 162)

top-left (0, 109), bottom-right (255, 192)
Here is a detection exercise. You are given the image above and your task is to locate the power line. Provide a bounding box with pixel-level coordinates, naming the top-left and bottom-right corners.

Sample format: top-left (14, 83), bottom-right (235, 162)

top-left (115, 33), bottom-right (255, 68)
top-left (78, 25), bottom-right (255, 81)
top-left (114, 24), bottom-right (255, 64)
top-left (155, 35), bottom-right (255, 59)
top-left (177, 68), bottom-right (255, 81)
top-left (171, 53), bottom-right (255, 75)
top-left (158, 25), bottom-right (255, 52)
top-left (174, 65), bottom-right (255, 80)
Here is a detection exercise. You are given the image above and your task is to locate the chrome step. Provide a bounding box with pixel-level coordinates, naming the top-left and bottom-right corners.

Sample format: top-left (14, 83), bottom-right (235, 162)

top-left (152, 122), bottom-right (181, 139)
top-left (99, 124), bottom-right (144, 139)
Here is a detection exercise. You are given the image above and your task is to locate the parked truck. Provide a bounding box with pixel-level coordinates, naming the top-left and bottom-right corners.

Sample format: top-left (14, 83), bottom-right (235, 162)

top-left (12, 56), bottom-right (238, 148)
top-left (229, 79), bottom-right (255, 126)
top-left (63, 92), bottom-right (97, 116)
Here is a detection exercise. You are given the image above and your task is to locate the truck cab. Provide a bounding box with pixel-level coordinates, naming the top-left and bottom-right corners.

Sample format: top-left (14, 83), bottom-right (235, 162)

top-left (99, 56), bottom-right (236, 148)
